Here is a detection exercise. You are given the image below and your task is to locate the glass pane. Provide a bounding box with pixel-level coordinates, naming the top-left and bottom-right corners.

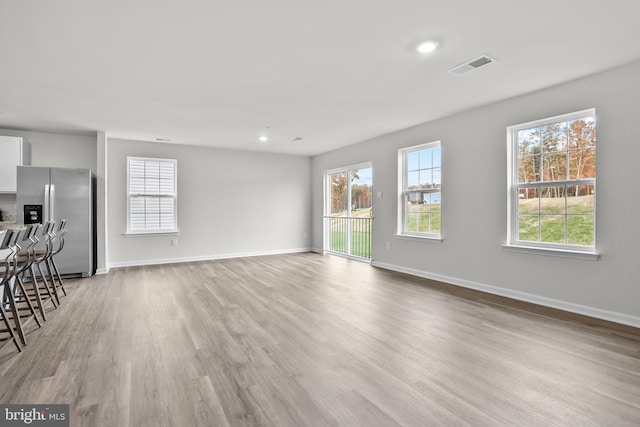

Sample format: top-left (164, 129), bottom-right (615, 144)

top-left (430, 212), bottom-right (441, 234)
top-left (419, 170), bottom-right (432, 188)
top-left (540, 187), bottom-right (565, 215)
top-left (541, 215), bottom-right (565, 244)
top-left (518, 215), bottom-right (539, 242)
top-left (568, 216), bottom-right (594, 246)
top-left (407, 151), bottom-right (419, 171)
top-left (432, 146), bottom-right (441, 167)
top-left (159, 179), bottom-right (174, 195)
top-left (130, 177), bottom-right (144, 194)
top-left (542, 153), bottom-right (567, 181)
top-left (129, 160), bottom-right (145, 178)
top-left (144, 197), bottom-right (160, 230)
top-left (518, 127), bottom-right (540, 155)
top-left (351, 167), bottom-right (372, 214)
top-left (145, 178), bottom-right (160, 194)
top-left (146, 161), bottom-right (159, 178)
top-left (329, 172), bottom-right (348, 215)
top-left (566, 186), bottom-right (594, 215)
top-left (407, 198), bottom-right (421, 212)
top-left (407, 213), bottom-right (419, 233)
top-left (129, 214), bottom-right (144, 231)
top-left (569, 149), bottom-right (596, 179)
top-left (129, 197), bottom-right (145, 231)
top-left (418, 213), bottom-right (430, 233)
top-left (432, 168), bottom-right (441, 189)
top-left (407, 171), bottom-right (419, 190)
top-left (568, 117), bottom-right (596, 149)
top-left (518, 187), bottom-right (539, 215)
top-left (518, 155), bottom-right (541, 183)
top-left (329, 217), bottom-right (347, 253)
top-left (144, 196), bottom-right (159, 213)
top-left (419, 149), bottom-right (432, 169)
top-left (419, 193), bottom-right (430, 210)
top-left (431, 192), bottom-right (441, 212)
top-left (541, 122), bottom-right (567, 153)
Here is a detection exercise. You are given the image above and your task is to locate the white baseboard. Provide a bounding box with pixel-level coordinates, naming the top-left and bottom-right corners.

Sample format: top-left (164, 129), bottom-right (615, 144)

top-left (108, 247), bottom-right (314, 268)
top-left (371, 261), bottom-right (640, 329)
top-left (95, 267), bottom-right (110, 275)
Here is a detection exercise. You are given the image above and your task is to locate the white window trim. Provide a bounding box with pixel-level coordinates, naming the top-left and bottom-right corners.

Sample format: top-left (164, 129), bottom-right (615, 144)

top-left (126, 156), bottom-right (178, 236)
top-left (501, 243), bottom-right (598, 260)
top-left (397, 141), bottom-right (442, 239)
top-left (394, 233), bottom-right (443, 243)
top-left (505, 108), bottom-right (597, 258)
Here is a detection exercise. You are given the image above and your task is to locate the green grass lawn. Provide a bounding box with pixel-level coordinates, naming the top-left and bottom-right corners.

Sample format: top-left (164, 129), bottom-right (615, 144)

top-left (518, 195), bottom-right (594, 245)
top-left (329, 229), bottom-right (372, 258)
top-left (327, 210), bottom-right (373, 259)
top-left (407, 203), bottom-right (441, 234)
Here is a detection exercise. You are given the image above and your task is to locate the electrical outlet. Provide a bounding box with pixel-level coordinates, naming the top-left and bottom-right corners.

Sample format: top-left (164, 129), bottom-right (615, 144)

top-left (386, 241), bottom-right (391, 250)
top-left (171, 239), bottom-right (178, 246)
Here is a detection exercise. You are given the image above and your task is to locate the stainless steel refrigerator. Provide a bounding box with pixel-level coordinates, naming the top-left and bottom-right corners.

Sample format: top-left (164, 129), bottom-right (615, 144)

top-left (17, 166), bottom-right (96, 277)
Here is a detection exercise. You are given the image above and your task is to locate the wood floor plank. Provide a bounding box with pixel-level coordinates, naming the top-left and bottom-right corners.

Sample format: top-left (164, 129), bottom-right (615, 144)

top-left (0, 252), bottom-right (639, 426)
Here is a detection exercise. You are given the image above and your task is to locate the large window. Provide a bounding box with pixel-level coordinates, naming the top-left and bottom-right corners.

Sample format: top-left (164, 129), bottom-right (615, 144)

top-left (398, 141), bottom-right (441, 238)
top-left (127, 157), bottom-right (177, 234)
top-left (507, 109), bottom-right (596, 253)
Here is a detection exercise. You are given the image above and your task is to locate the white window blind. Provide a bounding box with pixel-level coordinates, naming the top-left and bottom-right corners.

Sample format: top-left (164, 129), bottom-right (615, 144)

top-left (127, 157), bottom-right (177, 234)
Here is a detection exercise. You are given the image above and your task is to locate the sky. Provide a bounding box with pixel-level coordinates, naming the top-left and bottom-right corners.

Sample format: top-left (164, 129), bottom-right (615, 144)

top-left (353, 167), bottom-right (372, 186)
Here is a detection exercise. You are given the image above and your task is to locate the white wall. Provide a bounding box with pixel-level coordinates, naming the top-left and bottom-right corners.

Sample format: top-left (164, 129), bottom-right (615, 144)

top-left (311, 60), bottom-right (640, 325)
top-left (0, 128), bottom-right (97, 170)
top-left (107, 139), bottom-right (311, 266)
top-left (0, 128), bottom-right (97, 215)
top-left (96, 131), bottom-right (108, 273)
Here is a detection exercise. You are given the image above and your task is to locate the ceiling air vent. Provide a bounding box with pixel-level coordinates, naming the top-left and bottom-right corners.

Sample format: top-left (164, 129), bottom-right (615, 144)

top-left (448, 55), bottom-right (496, 76)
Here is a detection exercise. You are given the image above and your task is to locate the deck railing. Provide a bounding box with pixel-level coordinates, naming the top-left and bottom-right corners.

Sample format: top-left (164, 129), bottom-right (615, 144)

top-left (324, 216), bottom-right (372, 259)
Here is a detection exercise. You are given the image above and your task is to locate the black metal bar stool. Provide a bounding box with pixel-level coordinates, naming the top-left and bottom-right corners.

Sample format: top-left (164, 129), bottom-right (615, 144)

top-left (0, 229), bottom-right (23, 352)
top-left (12, 224), bottom-right (46, 326)
top-left (26, 222), bottom-right (60, 309)
top-left (18, 224), bottom-right (49, 321)
top-left (47, 219), bottom-right (67, 298)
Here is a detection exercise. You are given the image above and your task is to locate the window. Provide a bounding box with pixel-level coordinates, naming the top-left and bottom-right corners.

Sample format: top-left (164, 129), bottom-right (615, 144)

top-left (507, 109), bottom-right (596, 254)
top-left (127, 157), bottom-right (177, 234)
top-left (398, 141), bottom-right (441, 238)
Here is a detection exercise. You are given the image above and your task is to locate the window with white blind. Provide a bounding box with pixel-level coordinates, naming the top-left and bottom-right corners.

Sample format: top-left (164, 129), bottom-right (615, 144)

top-left (127, 157), bottom-right (177, 234)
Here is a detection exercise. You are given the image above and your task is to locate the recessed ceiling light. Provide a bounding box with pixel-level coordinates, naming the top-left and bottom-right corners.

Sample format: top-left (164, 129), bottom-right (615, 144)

top-left (258, 125), bottom-right (270, 142)
top-left (415, 40), bottom-right (439, 54)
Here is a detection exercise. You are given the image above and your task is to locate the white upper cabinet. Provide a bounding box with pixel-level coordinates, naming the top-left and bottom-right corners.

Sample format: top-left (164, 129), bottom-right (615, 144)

top-left (0, 136), bottom-right (30, 193)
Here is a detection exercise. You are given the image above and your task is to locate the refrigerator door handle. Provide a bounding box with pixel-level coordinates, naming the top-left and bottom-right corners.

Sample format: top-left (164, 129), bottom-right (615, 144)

top-left (44, 184), bottom-right (50, 223)
top-left (50, 184), bottom-right (55, 222)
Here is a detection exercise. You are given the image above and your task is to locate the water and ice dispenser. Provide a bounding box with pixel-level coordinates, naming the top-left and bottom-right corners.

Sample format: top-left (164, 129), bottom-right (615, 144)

top-left (23, 204), bottom-right (43, 224)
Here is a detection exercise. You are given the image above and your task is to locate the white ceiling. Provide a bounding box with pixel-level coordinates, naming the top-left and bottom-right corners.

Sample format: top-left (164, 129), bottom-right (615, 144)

top-left (1, 1), bottom-right (640, 156)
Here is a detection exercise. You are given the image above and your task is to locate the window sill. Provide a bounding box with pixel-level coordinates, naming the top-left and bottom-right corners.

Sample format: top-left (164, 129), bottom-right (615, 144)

top-left (394, 234), bottom-right (443, 243)
top-left (124, 230), bottom-right (180, 237)
top-left (502, 244), bottom-right (599, 260)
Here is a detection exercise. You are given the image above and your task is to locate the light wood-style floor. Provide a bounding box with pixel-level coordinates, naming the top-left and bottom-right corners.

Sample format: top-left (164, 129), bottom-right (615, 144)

top-left (1, 253), bottom-right (639, 426)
